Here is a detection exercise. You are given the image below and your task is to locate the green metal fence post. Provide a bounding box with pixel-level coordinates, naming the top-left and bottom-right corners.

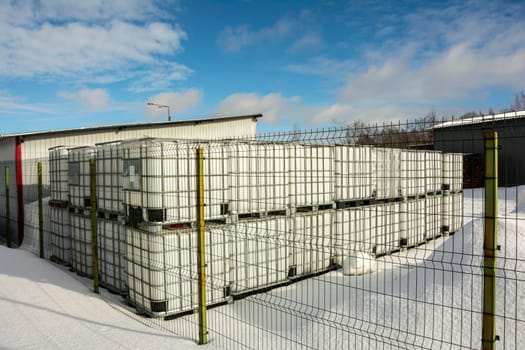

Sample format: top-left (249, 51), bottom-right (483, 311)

top-left (482, 131), bottom-right (498, 350)
top-left (5, 166), bottom-right (10, 248)
top-left (196, 148), bottom-right (208, 345)
top-left (90, 158), bottom-right (99, 294)
top-left (38, 162), bottom-right (44, 258)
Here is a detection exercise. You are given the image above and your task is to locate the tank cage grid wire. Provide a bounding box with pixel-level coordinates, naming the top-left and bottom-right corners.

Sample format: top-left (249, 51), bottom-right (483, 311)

top-left (1, 114), bottom-right (524, 349)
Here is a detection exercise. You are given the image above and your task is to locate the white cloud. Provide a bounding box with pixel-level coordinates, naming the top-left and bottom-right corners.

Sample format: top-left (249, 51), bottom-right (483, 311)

top-left (215, 93), bottom-right (302, 123)
top-left (216, 18), bottom-right (294, 53)
top-left (0, 1), bottom-right (188, 90)
top-left (336, 1), bottom-right (525, 118)
top-left (145, 89), bottom-right (202, 119)
top-left (58, 88), bottom-right (111, 112)
top-left (216, 10), bottom-right (321, 53)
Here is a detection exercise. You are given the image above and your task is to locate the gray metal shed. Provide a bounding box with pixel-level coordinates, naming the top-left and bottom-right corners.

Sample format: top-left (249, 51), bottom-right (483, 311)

top-left (433, 110), bottom-right (525, 187)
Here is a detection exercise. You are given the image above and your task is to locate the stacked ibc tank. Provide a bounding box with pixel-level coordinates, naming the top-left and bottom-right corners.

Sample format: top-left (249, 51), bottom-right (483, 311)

top-left (68, 146), bottom-right (96, 277)
top-left (95, 141), bottom-right (127, 294)
top-left (46, 136), bottom-right (465, 319)
top-left (442, 153), bottom-right (464, 234)
top-left (48, 146), bottom-right (72, 264)
top-left (121, 139), bottom-right (231, 317)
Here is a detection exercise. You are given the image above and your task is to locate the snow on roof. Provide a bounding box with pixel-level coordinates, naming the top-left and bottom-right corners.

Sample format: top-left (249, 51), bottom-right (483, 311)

top-left (433, 110), bottom-right (525, 129)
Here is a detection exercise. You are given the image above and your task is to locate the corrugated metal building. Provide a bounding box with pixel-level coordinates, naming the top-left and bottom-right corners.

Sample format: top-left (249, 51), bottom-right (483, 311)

top-left (0, 114), bottom-right (261, 245)
top-left (433, 110), bottom-right (525, 187)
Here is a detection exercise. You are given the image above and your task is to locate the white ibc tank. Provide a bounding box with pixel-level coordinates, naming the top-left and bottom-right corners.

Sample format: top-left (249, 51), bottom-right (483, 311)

top-left (400, 199), bottom-right (425, 247)
top-left (125, 223), bottom-right (229, 317)
top-left (96, 141), bottom-right (124, 214)
top-left (121, 139), bottom-right (229, 223)
top-left (425, 194), bottom-right (442, 240)
top-left (288, 144), bottom-right (334, 207)
top-left (70, 213), bottom-right (93, 277)
top-left (50, 206), bottom-right (71, 264)
top-left (401, 150), bottom-right (426, 197)
top-left (98, 218), bottom-right (127, 293)
top-left (442, 153), bottom-right (463, 193)
top-left (374, 147), bottom-right (401, 199)
top-left (68, 146), bottom-right (96, 209)
top-left (334, 206), bottom-right (374, 263)
top-left (334, 145), bottom-right (374, 201)
top-left (373, 202), bottom-right (401, 256)
top-left (228, 216), bottom-right (289, 293)
top-left (229, 142), bottom-right (288, 214)
top-left (425, 151), bottom-right (443, 193)
top-left (290, 210), bottom-right (334, 276)
top-left (49, 146), bottom-right (69, 202)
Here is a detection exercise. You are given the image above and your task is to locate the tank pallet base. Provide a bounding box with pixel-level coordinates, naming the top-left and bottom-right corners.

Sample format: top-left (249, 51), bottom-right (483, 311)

top-left (49, 199), bottom-right (69, 208)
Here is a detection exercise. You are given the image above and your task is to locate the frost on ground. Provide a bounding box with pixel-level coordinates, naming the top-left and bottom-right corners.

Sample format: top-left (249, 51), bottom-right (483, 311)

top-left (342, 252), bottom-right (377, 276)
top-left (2, 188), bottom-right (525, 349)
top-left (0, 245), bottom-right (200, 349)
top-left (176, 187), bottom-right (525, 350)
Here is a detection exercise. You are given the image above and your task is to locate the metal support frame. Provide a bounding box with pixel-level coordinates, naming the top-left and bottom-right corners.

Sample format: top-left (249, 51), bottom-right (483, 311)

top-left (196, 148), bottom-right (208, 345)
top-left (90, 159), bottom-right (99, 294)
top-left (482, 131), bottom-right (498, 350)
top-left (38, 162), bottom-right (44, 258)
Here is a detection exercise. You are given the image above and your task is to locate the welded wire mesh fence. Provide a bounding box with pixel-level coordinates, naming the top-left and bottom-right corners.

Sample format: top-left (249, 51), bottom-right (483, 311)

top-left (1, 116), bottom-right (524, 349)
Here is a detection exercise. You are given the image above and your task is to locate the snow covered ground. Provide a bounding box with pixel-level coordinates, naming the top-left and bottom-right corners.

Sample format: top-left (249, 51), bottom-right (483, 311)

top-left (2, 187), bottom-right (525, 349)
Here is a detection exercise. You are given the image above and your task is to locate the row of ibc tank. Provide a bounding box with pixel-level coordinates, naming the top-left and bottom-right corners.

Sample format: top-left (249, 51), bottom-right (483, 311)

top-left (47, 139), bottom-right (463, 318)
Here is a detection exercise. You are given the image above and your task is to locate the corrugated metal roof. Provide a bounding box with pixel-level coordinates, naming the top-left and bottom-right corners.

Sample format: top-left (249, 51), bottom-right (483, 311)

top-left (433, 110), bottom-right (525, 129)
top-left (0, 114), bottom-right (262, 139)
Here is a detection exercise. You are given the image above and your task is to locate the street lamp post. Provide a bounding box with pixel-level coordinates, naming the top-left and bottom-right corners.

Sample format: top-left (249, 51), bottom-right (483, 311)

top-left (147, 102), bottom-right (171, 121)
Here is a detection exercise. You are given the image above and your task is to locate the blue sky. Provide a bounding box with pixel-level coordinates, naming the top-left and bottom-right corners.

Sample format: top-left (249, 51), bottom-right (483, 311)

top-left (1, 0), bottom-right (524, 134)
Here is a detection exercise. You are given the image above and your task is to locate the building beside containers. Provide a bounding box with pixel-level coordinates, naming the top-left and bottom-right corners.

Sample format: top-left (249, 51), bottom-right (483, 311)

top-left (433, 110), bottom-right (525, 187)
top-left (0, 114), bottom-right (261, 246)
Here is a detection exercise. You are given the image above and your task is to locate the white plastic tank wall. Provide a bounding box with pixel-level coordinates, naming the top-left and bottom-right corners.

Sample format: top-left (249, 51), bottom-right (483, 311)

top-left (49, 146), bottom-right (69, 201)
top-left (228, 216), bottom-right (289, 293)
top-left (400, 199), bottom-right (426, 247)
top-left (425, 151), bottom-right (443, 193)
top-left (50, 206), bottom-right (71, 264)
top-left (374, 148), bottom-right (401, 199)
top-left (288, 144), bottom-right (334, 207)
top-left (290, 210), bottom-right (334, 276)
top-left (96, 141), bottom-right (124, 214)
top-left (98, 218), bottom-right (127, 294)
top-left (425, 195), bottom-right (442, 240)
top-left (372, 202), bottom-right (401, 256)
top-left (125, 223), bottom-right (229, 317)
top-left (121, 140), bottom-right (229, 223)
top-left (451, 192), bottom-right (463, 233)
top-left (442, 153), bottom-right (463, 193)
top-left (68, 146), bottom-right (96, 209)
top-left (70, 213), bottom-right (93, 277)
top-left (229, 142), bottom-right (288, 214)
top-left (334, 145), bottom-right (374, 201)
top-left (334, 206), bottom-right (373, 263)
top-left (401, 150), bottom-right (426, 197)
